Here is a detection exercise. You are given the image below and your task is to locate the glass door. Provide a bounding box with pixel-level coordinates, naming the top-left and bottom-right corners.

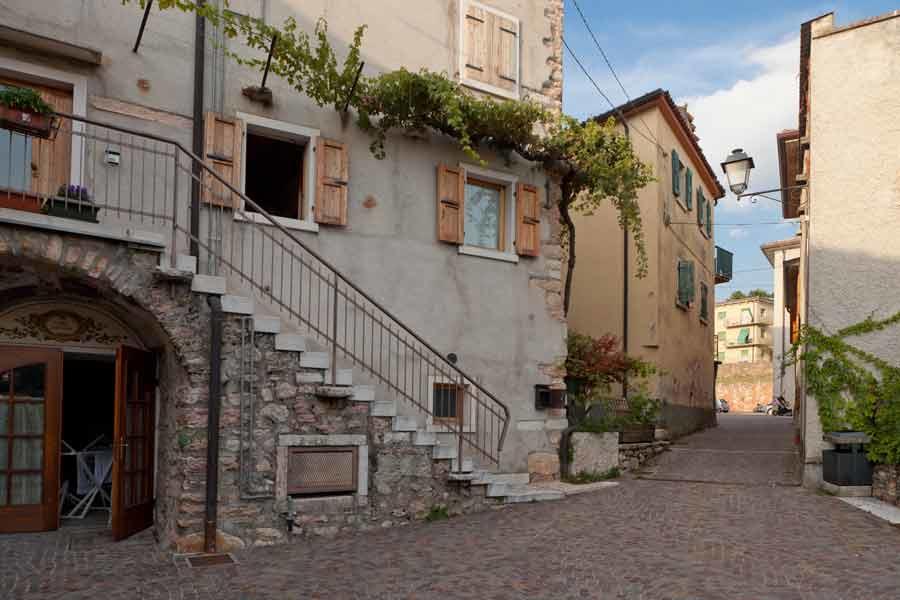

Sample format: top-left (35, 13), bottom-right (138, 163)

top-left (0, 347), bottom-right (62, 533)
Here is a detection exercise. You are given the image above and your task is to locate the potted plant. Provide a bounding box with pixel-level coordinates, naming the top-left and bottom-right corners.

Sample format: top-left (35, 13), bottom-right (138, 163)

top-left (616, 392), bottom-right (660, 444)
top-left (0, 86), bottom-right (57, 139)
top-left (42, 184), bottom-right (99, 223)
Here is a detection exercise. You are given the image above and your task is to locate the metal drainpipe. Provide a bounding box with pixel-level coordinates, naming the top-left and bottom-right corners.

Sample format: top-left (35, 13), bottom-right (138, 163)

top-left (190, 2), bottom-right (206, 257)
top-left (621, 120), bottom-right (630, 398)
top-left (204, 295), bottom-right (223, 554)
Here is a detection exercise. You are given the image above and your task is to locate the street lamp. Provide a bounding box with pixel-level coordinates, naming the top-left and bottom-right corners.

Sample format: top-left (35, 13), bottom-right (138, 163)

top-left (720, 148), bottom-right (755, 195)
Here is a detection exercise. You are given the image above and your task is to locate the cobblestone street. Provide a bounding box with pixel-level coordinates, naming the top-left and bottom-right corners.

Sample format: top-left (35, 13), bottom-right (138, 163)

top-left (3, 414), bottom-right (899, 599)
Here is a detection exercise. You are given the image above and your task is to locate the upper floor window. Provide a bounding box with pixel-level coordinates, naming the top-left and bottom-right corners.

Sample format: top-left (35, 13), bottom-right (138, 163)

top-left (460, 1), bottom-right (520, 99)
top-left (699, 282), bottom-right (709, 322)
top-left (676, 258), bottom-right (695, 310)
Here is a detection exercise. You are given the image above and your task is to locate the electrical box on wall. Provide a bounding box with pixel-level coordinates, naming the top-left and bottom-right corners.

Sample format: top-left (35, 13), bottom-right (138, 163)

top-left (534, 384), bottom-right (566, 411)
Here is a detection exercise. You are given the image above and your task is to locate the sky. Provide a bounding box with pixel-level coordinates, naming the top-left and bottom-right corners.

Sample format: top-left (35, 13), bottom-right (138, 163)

top-left (561, 0), bottom-right (897, 301)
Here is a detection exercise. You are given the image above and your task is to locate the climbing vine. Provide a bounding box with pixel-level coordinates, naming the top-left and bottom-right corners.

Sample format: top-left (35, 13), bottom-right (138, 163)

top-left (787, 312), bottom-right (900, 464)
top-left (127, 1), bottom-right (653, 312)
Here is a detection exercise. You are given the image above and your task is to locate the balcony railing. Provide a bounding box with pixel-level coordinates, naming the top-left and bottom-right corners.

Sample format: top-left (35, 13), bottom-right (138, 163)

top-left (0, 112), bottom-right (511, 467)
top-left (715, 246), bottom-right (733, 284)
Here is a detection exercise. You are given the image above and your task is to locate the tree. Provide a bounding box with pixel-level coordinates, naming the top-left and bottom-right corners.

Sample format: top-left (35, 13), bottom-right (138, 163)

top-left (134, 2), bottom-right (653, 314)
top-left (729, 289), bottom-right (773, 300)
top-left (728, 291), bottom-right (747, 300)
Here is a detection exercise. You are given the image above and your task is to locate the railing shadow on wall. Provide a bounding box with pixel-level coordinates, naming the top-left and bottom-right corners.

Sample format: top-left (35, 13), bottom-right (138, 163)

top-left (0, 112), bottom-right (510, 467)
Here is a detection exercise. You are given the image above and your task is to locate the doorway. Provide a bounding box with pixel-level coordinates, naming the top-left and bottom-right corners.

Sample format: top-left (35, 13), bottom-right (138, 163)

top-left (0, 345), bottom-right (156, 540)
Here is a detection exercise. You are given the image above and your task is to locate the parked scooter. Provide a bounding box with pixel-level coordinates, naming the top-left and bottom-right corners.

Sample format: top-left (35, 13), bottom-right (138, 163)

top-left (765, 395), bottom-right (792, 416)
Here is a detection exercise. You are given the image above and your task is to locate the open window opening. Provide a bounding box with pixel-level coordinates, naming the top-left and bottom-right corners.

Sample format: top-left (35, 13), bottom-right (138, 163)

top-left (244, 131), bottom-right (306, 221)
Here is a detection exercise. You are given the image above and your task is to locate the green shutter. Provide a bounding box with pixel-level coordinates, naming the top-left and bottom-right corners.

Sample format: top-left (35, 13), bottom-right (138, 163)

top-left (697, 189), bottom-right (705, 226)
top-left (738, 328), bottom-right (750, 344)
top-left (700, 282), bottom-right (709, 320)
top-left (677, 260), bottom-right (689, 306)
top-left (685, 168), bottom-right (693, 210)
top-left (687, 261), bottom-right (696, 303)
top-left (671, 150), bottom-right (681, 196)
top-left (706, 200), bottom-right (712, 237)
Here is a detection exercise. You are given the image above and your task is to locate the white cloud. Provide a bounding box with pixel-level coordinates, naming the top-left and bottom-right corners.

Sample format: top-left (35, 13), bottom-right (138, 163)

top-left (680, 38), bottom-right (800, 213)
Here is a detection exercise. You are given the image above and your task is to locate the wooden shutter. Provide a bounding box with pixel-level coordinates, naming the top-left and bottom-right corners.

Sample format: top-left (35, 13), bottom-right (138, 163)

top-left (706, 200), bottom-right (712, 237)
top-left (671, 150), bottom-right (681, 197)
top-left (515, 182), bottom-right (540, 257)
top-left (684, 168), bottom-right (693, 210)
top-left (202, 112), bottom-right (243, 207)
top-left (437, 164), bottom-right (465, 244)
top-left (677, 259), bottom-right (695, 307)
top-left (493, 15), bottom-right (518, 91)
top-left (700, 283), bottom-right (709, 320)
top-left (687, 261), bottom-right (696, 304)
top-left (463, 4), bottom-right (490, 84)
top-left (315, 137), bottom-right (349, 225)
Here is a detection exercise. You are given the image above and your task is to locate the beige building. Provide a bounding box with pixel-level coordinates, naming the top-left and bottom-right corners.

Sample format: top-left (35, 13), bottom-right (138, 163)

top-left (714, 296), bottom-right (775, 364)
top-left (781, 10), bottom-right (900, 487)
top-left (761, 236), bottom-right (801, 406)
top-left (569, 89), bottom-right (728, 438)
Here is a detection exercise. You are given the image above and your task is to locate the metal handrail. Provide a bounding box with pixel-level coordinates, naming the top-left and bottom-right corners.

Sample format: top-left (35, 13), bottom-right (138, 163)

top-left (50, 111), bottom-right (511, 464)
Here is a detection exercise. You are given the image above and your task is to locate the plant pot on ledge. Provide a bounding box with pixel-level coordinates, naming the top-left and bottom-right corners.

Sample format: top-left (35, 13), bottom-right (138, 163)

top-left (619, 424), bottom-right (655, 444)
top-left (41, 185), bottom-right (99, 223)
top-left (0, 105), bottom-right (57, 139)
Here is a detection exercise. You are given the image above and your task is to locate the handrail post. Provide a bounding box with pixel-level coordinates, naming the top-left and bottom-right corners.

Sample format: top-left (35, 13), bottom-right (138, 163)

top-left (457, 374), bottom-right (464, 473)
top-left (170, 150), bottom-right (180, 268)
top-left (331, 275), bottom-right (339, 385)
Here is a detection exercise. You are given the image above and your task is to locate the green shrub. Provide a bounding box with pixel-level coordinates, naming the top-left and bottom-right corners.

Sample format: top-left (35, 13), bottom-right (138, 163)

top-left (564, 467), bottom-right (620, 484)
top-left (0, 86), bottom-right (53, 114)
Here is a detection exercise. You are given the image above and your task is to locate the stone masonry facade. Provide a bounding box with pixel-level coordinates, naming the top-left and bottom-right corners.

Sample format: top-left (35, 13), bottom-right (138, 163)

top-left (872, 464), bottom-right (900, 508)
top-left (0, 226), bottom-right (500, 550)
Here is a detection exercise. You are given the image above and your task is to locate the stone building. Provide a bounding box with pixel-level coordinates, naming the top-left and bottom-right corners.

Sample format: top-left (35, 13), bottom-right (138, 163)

top-left (568, 89), bottom-right (729, 439)
top-left (0, 0), bottom-right (568, 549)
top-left (782, 10), bottom-right (900, 488)
top-left (713, 295), bottom-right (775, 364)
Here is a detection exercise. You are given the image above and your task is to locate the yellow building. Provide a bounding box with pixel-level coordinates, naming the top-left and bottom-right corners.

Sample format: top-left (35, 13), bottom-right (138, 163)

top-left (714, 296), bottom-right (775, 363)
top-left (568, 89), bottom-right (728, 437)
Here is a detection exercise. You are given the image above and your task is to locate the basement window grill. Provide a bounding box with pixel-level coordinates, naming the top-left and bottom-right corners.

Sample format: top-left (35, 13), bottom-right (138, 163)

top-left (287, 446), bottom-right (358, 496)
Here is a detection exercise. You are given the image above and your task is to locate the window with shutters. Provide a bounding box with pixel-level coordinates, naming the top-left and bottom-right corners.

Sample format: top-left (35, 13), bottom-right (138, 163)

top-left (684, 167), bottom-right (693, 210)
top-left (235, 112), bottom-right (327, 233)
top-left (459, 1), bottom-right (520, 99)
top-left (438, 162), bottom-right (539, 263)
top-left (676, 258), bottom-right (695, 310)
top-left (697, 187), bottom-right (706, 230)
top-left (699, 282), bottom-right (709, 323)
top-left (671, 149), bottom-right (682, 199)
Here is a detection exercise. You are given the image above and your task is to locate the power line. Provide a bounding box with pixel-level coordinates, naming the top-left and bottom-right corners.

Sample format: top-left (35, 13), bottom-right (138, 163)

top-left (561, 36), bottom-right (664, 153)
top-left (669, 221), bottom-right (796, 227)
top-left (569, 0), bottom-right (659, 146)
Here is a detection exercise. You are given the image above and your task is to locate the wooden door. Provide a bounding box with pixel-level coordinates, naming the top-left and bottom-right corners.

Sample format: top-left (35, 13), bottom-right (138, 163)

top-left (0, 347), bottom-right (62, 533)
top-left (112, 346), bottom-right (156, 541)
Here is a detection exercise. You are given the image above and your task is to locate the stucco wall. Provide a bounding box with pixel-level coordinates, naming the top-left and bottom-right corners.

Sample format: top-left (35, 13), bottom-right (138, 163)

top-left (715, 362), bottom-right (774, 413)
top-left (805, 13), bottom-right (900, 477)
top-left (0, 0), bottom-right (567, 473)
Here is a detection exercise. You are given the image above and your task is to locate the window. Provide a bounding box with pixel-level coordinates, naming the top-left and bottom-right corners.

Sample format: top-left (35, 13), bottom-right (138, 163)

top-left (760, 307), bottom-right (767, 318)
top-left (717, 311), bottom-right (727, 322)
top-left (684, 167), bottom-right (693, 210)
top-left (740, 349), bottom-right (750, 361)
top-left (436, 163), bottom-right (539, 261)
top-left (699, 282), bottom-right (709, 322)
top-left (464, 177), bottom-right (506, 250)
top-left (741, 308), bottom-right (753, 324)
top-left (676, 259), bottom-right (695, 309)
top-left (671, 149), bottom-right (682, 198)
top-left (233, 113), bottom-right (348, 232)
top-left (716, 352), bottom-right (725, 362)
top-left (460, 1), bottom-right (520, 99)
top-left (697, 188), bottom-right (706, 230)
top-left (432, 382), bottom-right (465, 425)
top-left (705, 199), bottom-right (712, 237)
top-left (737, 328), bottom-right (750, 344)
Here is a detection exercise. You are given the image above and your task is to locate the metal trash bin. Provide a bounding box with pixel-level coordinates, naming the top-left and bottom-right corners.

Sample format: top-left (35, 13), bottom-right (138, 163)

top-left (822, 432), bottom-right (872, 486)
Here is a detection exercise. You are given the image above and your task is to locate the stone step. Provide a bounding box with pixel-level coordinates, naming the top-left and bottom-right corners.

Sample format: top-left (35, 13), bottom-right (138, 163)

top-left (299, 352), bottom-right (329, 369)
top-left (176, 254), bottom-right (197, 274)
top-left (392, 416), bottom-right (418, 432)
top-left (221, 294), bottom-right (254, 315)
top-left (275, 333), bottom-right (307, 352)
top-left (432, 444), bottom-right (458, 460)
top-left (413, 431), bottom-right (438, 446)
top-left (326, 369), bottom-right (353, 387)
top-left (191, 274), bottom-right (226, 295)
top-left (370, 401), bottom-right (397, 417)
top-left (253, 315), bottom-right (281, 334)
top-left (502, 487), bottom-right (565, 504)
top-left (350, 385), bottom-right (375, 402)
top-left (451, 458), bottom-right (474, 473)
top-left (474, 472), bottom-right (530, 486)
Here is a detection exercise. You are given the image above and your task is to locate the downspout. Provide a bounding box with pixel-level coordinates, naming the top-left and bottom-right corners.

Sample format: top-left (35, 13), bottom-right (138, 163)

top-left (190, 2), bottom-right (206, 257)
top-left (621, 117), bottom-right (630, 398)
top-left (204, 295), bottom-right (223, 554)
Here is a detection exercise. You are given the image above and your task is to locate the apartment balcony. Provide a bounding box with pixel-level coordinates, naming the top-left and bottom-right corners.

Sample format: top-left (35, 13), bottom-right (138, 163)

top-left (725, 318), bottom-right (772, 328)
top-left (715, 246), bottom-right (733, 284)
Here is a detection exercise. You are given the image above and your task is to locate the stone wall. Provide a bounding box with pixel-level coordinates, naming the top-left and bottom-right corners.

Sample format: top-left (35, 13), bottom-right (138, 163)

top-left (872, 465), bottom-right (900, 508)
top-left (660, 403), bottom-right (716, 439)
top-left (716, 361), bottom-right (774, 412)
top-left (618, 441), bottom-right (670, 472)
top-left (569, 432), bottom-right (618, 476)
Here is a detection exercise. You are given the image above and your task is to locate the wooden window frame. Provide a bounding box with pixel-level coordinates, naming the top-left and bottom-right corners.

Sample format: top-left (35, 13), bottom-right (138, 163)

top-left (427, 376), bottom-right (476, 433)
top-left (699, 282), bottom-right (709, 324)
top-left (432, 382), bottom-right (466, 426)
top-left (458, 0), bottom-right (521, 100)
top-left (235, 112), bottom-right (320, 234)
top-left (458, 163), bottom-right (519, 263)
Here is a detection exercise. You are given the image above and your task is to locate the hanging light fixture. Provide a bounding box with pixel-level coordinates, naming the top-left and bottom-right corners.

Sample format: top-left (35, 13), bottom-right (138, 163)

top-left (720, 148), bottom-right (755, 196)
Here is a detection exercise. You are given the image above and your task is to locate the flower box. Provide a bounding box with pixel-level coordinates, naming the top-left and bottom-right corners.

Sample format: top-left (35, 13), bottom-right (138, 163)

top-left (41, 196), bottom-right (99, 223)
top-left (619, 425), bottom-right (655, 444)
top-left (0, 105), bottom-right (57, 139)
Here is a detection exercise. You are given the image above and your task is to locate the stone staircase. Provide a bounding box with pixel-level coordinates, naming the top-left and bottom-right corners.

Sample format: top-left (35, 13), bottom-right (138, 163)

top-left (168, 254), bottom-right (558, 506)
